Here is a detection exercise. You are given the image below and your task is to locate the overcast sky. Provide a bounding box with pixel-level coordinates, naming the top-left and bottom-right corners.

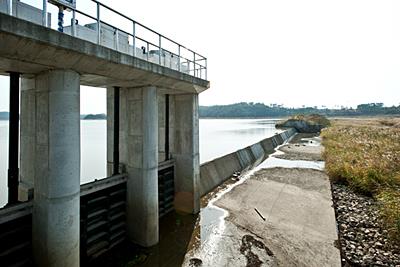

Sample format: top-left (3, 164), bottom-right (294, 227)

top-left (1, 0), bottom-right (400, 113)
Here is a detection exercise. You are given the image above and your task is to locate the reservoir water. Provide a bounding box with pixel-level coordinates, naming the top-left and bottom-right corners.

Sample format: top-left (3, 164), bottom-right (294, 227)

top-left (0, 118), bottom-right (281, 207)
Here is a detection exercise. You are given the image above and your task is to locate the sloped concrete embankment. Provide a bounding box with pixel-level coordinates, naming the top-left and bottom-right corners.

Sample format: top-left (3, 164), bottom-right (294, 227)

top-left (199, 128), bottom-right (297, 196)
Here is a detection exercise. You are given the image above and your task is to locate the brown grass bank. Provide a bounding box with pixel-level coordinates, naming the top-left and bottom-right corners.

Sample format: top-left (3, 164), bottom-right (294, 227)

top-left (322, 117), bottom-right (400, 244)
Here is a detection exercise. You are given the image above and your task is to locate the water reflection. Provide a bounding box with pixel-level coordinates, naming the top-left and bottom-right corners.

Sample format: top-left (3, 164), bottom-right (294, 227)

top-left (0, 118), bottom-right (280, 208)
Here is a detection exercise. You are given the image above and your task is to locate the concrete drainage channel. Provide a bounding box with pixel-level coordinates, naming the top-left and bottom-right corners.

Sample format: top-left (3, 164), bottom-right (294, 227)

top-left (182, 129), bottom-right (298, 266)
top-left (185, 132), bottom-right (340, 267)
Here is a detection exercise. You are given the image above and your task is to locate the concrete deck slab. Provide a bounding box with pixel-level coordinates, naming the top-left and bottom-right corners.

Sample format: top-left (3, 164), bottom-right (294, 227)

top-left (0, 13), bottom-right (209, 94)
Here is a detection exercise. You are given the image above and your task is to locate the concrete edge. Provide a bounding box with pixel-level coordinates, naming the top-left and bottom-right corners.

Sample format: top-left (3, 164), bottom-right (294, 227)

top-left (199, 128), bottom-right (297, 196)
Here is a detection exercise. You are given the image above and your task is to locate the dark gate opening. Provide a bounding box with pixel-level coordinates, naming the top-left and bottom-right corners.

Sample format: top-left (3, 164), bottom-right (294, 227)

top-left (0, 203), bottom-right (33, 267)
top-left (80, 176), bottom-right (127, 264)
top-left (158, 162), bottom-right (175, 218)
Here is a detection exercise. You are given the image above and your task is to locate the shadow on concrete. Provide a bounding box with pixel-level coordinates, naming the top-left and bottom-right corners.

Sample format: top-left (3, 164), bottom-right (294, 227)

top-left (89, 211), bottom-right (198, 267)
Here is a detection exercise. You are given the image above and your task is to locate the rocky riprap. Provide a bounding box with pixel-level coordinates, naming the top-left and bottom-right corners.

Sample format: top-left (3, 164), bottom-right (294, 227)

top-left (332, 184), bottom-right (400, 266)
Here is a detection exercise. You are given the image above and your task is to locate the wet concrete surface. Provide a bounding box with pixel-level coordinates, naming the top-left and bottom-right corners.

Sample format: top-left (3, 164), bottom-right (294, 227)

top-left (183, 133), bottom-right (341, 267)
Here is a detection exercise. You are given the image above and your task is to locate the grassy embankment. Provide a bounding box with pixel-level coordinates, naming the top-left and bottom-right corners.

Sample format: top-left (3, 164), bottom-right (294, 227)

top-left (322, 117), bottom-right (400, 244)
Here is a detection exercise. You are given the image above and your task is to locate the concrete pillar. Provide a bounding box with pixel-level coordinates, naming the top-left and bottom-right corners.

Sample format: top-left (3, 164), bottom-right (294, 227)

top-left (173, 94), bottom-right (200, 214)
top-left (126, 86), bottom-right (159, 247)
top-left (107, 87), bottom-right (128, 176)
top-left (19, 78), bottom-right (35, 201)
top-left (32, 70), bottom-right (80, 267)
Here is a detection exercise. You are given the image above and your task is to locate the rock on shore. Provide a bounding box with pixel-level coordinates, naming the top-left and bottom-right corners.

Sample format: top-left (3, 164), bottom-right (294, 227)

top-left (332, 184), bottom-right (400, 266)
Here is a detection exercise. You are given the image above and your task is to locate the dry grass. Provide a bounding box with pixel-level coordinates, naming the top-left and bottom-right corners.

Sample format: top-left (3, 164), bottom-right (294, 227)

top-left (378, 189), bottom-right (400, 243)
top-left (322, 117), bottom-right (400, 244)
top-left (291, 114), bottom-right (331, 127)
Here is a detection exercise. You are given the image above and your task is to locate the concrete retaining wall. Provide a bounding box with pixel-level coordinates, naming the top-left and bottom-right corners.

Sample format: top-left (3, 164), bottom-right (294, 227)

top-left (199, 128), bottom-right (297, 196)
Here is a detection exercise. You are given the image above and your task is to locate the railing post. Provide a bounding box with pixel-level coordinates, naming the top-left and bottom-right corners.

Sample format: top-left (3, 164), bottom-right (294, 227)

top-left (96, 3), bottom-right (101, 44)
top-left (205, 58), bottom-right (207, 80)
top-left (71, 9), bottom-right (76, 36)
top-left (159, 35), bottom-right (162, 65)
top-left (178, 45), bottom-right (181, 72)
top-left (7, 0), bottom-right (12, 15)
top-left (115, 29), bottom-right (119, 51)
top-left (42, 0), bottom-right (47, 26)
top-left (146, 42), bottom-right (149, 61)
top-left (193, 52), bottom-right (196, 77)
top-left (132, 22), bottom-right (136, 57)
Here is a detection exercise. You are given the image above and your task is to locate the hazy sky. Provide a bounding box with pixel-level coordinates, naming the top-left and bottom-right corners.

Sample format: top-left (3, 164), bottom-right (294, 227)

top-left (1, 0), bottom-right (400, 113)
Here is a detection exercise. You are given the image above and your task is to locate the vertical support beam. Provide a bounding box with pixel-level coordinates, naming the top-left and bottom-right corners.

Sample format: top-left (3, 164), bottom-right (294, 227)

top-left (126, 86), bottom-right (158, 247)
top-left (132, 22), bottom-right (136, 57)
top-left (96, 3), bottom-right (101, 44)
top-left (33, 70), bottom-right (80, 267)
top-left (7, 0), bottom-right (12, 15)
top-left (19, 78), bottom-right (36, 201)
top-left (8, 72), bottom-right (20, 205)
top-left (71, 9), bottom-right (76, 37)
top-left (165, 94), bottom-right (170, 160)
top-left (178, 45), bottom-right (181, 72)
top-left (173, 94), bottom-right (200, 214)
top-left (113, 87), bottom-right (120, 175)
top-left (42, 0), bottom-right (47, 27)
top-left (158, 36), bottom-right (162, 65)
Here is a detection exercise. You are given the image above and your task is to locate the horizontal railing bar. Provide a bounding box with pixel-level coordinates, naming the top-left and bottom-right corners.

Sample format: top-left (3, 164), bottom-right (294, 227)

top-left (91, 0), bottom-right (206, 59)
top-left (49, 0), bottom-right (207, 79)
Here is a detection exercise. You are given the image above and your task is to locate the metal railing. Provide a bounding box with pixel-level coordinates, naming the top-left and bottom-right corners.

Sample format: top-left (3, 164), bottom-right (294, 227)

top-left (6, 0), bottom-right (207, 80)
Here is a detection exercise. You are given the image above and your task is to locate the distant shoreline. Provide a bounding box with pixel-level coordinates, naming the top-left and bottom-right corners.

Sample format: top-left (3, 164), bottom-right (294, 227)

top-left (1, 114), bottom-right (399, 121)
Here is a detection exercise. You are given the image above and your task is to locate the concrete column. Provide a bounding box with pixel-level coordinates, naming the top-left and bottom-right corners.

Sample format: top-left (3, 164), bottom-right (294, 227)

top-left (107, 87), bottom-right (128, 176)
top-left (32, 70), bottom-right (80, 267)
top-left (173, 94), bottom-right (200, 214)
top-left (19, 78), bottom-right (35, 201)
top-left (126, 86), bottom-right (159, 247)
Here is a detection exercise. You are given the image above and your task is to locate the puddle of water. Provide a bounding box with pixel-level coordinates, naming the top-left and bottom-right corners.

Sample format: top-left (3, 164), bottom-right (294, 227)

top-left (260, 150), bottom-right (324, 170)
top-left (300, 136), bottom-right (321, 147)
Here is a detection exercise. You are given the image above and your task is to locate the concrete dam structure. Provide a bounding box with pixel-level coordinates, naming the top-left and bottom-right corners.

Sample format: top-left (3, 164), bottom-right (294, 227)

top-left (0, 1), bottom-right (208, 266)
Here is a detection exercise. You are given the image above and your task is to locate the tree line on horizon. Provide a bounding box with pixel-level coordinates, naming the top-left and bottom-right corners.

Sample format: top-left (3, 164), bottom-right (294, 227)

top-left (199, 102), bottom-right (400, 118)
top-left (1, 103), bottom-right (399, 120)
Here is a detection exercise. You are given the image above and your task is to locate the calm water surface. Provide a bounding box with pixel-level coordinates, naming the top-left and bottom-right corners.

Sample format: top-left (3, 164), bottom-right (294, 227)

top-left (0, 119), bottom-right (280, 207)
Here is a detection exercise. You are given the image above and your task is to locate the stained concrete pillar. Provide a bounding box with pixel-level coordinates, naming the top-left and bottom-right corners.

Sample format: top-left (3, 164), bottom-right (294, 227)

top-left (32, 70), bottom-right (80, 267)
top-left (173, 94), bottom-right (200, 214)
top-left (126, 86), bottom-right (159, 246)
top-left (18, 78), bottom-right (35, 201)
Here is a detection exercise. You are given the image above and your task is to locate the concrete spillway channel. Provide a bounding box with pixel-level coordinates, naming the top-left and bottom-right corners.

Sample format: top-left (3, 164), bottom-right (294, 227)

top-left (183, 133), bottom-right (341, 267)
top-left (0, 3), bottom-right (209, 266)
